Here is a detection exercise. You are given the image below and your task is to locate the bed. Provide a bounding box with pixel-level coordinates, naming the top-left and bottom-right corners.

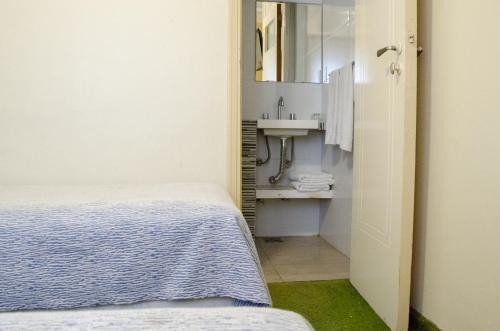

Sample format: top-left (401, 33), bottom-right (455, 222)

top-left (0, 307), bottom-right (314, 331)
top-left (0, 183), bottom-right (271, 311)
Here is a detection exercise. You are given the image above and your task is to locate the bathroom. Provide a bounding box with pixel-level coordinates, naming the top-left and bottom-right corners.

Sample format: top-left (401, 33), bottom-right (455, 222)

top-left (241, 0), bottom-right (355, 282)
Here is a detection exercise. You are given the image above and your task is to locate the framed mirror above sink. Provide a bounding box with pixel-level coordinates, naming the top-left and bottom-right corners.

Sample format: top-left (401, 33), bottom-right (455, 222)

top-left (255, 0), bottom-right (355, 84)
top-left (255, 1), bottom-right (322, 83)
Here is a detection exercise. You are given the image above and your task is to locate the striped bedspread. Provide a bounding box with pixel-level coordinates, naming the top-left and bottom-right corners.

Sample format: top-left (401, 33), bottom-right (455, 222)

top-left (0, 184), bottom-right (270, 311)
top-left (0, 308), bottom-right (314, 331)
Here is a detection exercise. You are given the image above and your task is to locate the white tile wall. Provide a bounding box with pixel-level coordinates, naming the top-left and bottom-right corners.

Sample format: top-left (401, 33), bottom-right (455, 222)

top-left (319, 0), bottom-right (355, 256)
top-left (320, 141), bottom-right (353, 256)
top-left (256, 199), bottom-right (320, 237)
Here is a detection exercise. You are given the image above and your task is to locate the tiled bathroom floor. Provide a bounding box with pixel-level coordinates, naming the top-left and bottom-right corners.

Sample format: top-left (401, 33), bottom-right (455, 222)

top-left (255, 236), bottom-right (350, 283)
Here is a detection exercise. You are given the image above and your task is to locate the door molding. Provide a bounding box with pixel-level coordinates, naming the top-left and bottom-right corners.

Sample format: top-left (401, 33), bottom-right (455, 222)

top-left (228, 0), bottom-right (243, 207)
top-left (350, 0), bottom-right (417, 329)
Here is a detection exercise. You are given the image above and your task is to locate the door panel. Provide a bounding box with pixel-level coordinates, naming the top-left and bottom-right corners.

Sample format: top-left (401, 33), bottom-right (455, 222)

top-left (350, 0), bottom-right (417, 330)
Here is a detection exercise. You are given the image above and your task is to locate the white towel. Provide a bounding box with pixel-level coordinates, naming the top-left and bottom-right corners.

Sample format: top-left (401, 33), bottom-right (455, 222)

top-left (325, 64), bottom-right (354, 152)
top-left (291, 182), bottom-right (331, 192)
top-left (297, 178), bottom-right (335, 185)
top-left (288, 170), bottom-right (333, 183)
top-left (292, 178), bottom-right (335, 186)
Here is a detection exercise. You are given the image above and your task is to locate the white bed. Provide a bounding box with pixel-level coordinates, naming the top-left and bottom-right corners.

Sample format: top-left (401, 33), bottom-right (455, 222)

top-left (0, 307), bottom-right (314, 331)
top-left (0, 183), bottom-right (270, 311)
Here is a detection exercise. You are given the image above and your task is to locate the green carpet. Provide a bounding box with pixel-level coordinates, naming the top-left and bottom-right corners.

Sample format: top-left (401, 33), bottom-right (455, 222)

top-left (268, 280), bottom-right (390, 331)
top-left (269, 280), bottom-right (442, 331)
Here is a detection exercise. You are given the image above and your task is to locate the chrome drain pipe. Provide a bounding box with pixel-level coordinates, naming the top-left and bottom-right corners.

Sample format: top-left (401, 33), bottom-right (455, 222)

top-left (285, 137), bottom-right (294, 168)
top-left (269, 137), bottom-right (289, 184)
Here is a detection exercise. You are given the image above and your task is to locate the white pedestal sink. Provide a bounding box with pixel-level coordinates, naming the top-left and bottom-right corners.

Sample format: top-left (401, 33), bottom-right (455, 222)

top-left (257, 119), bottom-right (319, 137)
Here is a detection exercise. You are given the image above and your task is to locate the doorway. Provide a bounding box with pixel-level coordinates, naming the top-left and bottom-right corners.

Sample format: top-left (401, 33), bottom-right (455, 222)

top-left (231, 0), bottom-right (418, 329)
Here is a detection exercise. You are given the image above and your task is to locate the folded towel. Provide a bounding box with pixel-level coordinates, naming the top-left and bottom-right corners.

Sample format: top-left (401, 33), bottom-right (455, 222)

top-left (291, 182), bottom-right (331, 192)
top-left (288, 171), bottom-right (333, 182)
top-left (298, 178), bottom-right (335, 185)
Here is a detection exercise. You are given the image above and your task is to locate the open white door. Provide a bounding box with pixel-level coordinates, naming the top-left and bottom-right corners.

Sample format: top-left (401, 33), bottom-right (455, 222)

top-left (350, 0), bottom-right (417, 330)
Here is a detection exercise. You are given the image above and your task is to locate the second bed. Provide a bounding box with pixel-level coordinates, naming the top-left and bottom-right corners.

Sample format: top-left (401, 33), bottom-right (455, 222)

top-left (0, 183), bottom-right (270, 311)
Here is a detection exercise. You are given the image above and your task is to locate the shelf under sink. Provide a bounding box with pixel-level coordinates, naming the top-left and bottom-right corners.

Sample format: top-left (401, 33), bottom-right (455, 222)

top-left (256, 185), bottom-right (334, 199)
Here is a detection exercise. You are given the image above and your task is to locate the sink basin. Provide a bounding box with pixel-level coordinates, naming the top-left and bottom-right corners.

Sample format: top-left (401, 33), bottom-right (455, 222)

top-left (257, 120), bottom-right (319, 137)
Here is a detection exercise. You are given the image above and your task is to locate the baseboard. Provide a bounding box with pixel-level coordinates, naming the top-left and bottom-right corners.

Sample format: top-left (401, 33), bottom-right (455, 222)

top-left (409, 308), bottom-right (442, 331)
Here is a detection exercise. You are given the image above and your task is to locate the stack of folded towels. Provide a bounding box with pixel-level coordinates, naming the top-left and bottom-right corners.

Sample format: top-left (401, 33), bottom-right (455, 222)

top-left (288, 170), bottom-right (334, 192)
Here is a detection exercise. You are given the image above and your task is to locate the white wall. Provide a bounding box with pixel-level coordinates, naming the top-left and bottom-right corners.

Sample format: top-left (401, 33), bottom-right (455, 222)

top-left (0, 1), bottom-right (229, 187)
top-left (319, 0), bottom-right (354, 256)
top-left (322, 1), bottom-right (354, 81)
top-left (256, 199), bottom-right (320, 237)
top-left (320, 144), bottom-right (353, 256)
top-left (411, 1), bottom-right (500, 330)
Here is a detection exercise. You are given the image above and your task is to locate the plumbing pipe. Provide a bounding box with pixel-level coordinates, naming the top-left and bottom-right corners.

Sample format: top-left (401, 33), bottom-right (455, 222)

top-left (269, 137), bottom-right (288, 184)
top-left (257, 135), bottom-right (271, 166)
top-left (285, 137), bottom-right (294, 168)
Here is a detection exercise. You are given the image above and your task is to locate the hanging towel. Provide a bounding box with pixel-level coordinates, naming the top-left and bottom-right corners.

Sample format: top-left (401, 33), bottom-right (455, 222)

top-left (288, 170), bottom-right (333, 183)
top-left (325, 64), bottom-right (354, 152)
top-left (291, 182), bottom-right (331, 192)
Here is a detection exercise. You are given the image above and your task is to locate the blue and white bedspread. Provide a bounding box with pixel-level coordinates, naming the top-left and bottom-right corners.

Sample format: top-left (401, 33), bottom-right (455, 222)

top-left (0, 184), bottom-right (270, 311)
top-left (0, 307), bottom-right (314, 331)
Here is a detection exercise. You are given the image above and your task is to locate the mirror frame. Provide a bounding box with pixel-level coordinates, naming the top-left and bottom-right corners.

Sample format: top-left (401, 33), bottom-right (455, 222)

top-left (254, 0), bottom-right (324, 84)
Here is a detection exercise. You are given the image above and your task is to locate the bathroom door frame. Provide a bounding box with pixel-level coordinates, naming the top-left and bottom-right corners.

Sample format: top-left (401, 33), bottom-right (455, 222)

top-left (231, 1), bottom-right (417, 330)
top-left (228, 0), bottom-right (243, 207)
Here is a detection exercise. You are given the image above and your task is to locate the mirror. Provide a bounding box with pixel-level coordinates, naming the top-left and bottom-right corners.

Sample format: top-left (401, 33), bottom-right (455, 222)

top-left (255, 1), bottom-right (322, 83)
top-left (322, 0), bottom-right (355, 83)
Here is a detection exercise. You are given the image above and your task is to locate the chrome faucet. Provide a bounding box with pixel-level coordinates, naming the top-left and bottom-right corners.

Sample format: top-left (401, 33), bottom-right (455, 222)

top-left (277, 96), bottom-right (285, 120)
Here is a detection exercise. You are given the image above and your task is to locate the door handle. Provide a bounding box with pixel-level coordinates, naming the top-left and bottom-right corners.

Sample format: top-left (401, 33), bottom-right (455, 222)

top-left (390, 63), bottom-right (401, 75)
top-left (377, 45), bottom-right (399, 57)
